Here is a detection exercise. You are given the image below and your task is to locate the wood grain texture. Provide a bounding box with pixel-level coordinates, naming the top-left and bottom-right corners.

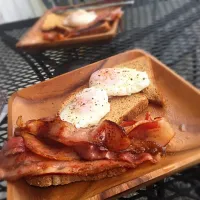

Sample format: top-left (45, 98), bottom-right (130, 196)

top-left (16, 6), bottom-right (120, 51)
top-left (7, 49), bottom-right (200, 200)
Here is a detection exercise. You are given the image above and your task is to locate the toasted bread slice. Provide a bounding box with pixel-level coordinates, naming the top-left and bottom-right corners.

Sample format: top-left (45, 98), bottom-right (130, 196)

top-left (102, 93), bottom-right (148, 123)
top-left (26, 168), bottom-right (126, 187)
top-left (115, 56), bottom-right (164, 105)
top-left (41, 13), bottom-right (68, 31)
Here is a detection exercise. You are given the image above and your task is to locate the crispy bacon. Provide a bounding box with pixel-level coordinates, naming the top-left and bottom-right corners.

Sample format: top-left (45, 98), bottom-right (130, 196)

top-left (43, 31), bottom-right (58, 41)
top-left (2, 137), bottom-right (25, 156)
top-left (73, 142), bottom-right (115, 161)
top-left (130, 140), bottom-right (164, 155)
top-left (43, 31), bottom-right (66, 41)
top-left (22, 133), bottom-right (79, 161)
top-left (104, 7), bottom-right (123, 21)
top-left (127, 118), bottom-right (175, 147)
top-left (121, 112), bottom-right (153, 128)
top-left (120, 120), bottom-right (137, 127)
top-left (21, 132), bottom-right (161, 163)
top-left (72, 142), bottom-right (156, 163)
top-left (0, 150), bottom-right (155, 181)
top-left (94, 7), bottom-right (123, 23)
top-left (10, 130), bottom-right (156, 164)
top-left (121, 113), bottom-right (175, 147)
top-left (17, 118), bottom-right (131, 152)
top-left (15, 119), bottom-right (49, 136)
top-left (119, 152), bottom-right (157, 164)
top-left (0, 113), bottom-right (175, 181)
top-left (92, 120), bottom-right (131, 152)
top-left (14, 114), bottom-right (174, 156)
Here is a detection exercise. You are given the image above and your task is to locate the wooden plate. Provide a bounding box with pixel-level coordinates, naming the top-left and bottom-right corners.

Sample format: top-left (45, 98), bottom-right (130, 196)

top-left (16, 7), bottom-right (120, 51)
top-left (7, 49), bottom-right (200, 200)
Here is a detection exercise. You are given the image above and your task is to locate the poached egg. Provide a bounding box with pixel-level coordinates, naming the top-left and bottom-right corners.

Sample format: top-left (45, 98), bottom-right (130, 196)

top-left (59, 87), bottom-right (110, 128)
top-left (89, 68), bottom-right (150, 96)
top-left (63, 9), bottom-right (97, 28)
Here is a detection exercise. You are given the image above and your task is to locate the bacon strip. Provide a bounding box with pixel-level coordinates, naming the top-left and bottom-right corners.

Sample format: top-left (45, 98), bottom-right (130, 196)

top-left (0, 150), bottom-right (155, 181)
top-left (92, 7), bottom-right (123, 24)
top-left (0, 113), bottom-right (175, 181)
top-left (14, 114), bottom-right (174, 161)
top-left (22, 133), bottom-right (79, 161)
top-left (16, 118), bottom-right (131, 152)
top-left (92, 120), bottom-right (131, 152)
top-left (16, 115), bottom-right (174, 151)
top-left (127, 118), bottom-right (175, 147)
top-left (2, 137), bottom-right (25, 156)
top-left (121, 113), bottom-right (175, 147)
top-left (43, 31), bottom-right (66, 41)
top-left (20, 132), bottom-right (161, 163)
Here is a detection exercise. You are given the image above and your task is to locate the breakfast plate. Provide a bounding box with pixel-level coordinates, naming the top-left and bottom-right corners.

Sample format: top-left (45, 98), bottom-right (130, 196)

top-left (16, 4), bottom-right (122, 51)
top-left (6, 49), bottom-right (200, 199)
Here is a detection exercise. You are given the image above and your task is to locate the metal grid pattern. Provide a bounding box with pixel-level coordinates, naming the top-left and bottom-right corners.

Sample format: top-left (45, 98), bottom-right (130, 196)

top-left (0, 0), bottom-right (200, 199)
top-left (120, 165), bottom-right (200, 200)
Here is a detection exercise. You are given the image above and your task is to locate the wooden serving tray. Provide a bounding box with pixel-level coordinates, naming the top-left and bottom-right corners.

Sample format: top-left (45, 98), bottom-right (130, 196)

top-left (16, 7), bottom-right (120, 51)
top-left (7, 49), bottom-right (200, 200)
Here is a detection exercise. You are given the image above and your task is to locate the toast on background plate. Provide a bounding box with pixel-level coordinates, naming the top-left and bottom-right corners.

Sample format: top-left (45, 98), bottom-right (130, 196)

top-left (16, 6), bottom-right (123, 50)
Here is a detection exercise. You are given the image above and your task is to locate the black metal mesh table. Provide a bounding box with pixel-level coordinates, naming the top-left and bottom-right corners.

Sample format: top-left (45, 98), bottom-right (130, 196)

top-left (1, 0), bottom-right (200, 199)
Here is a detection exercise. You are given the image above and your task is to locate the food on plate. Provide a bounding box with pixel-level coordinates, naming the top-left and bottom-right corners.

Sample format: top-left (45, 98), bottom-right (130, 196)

top-left (42, 13), bottom-right (66, 32)
top-left (0, 56), bottom-right (174, 187)
top-left (59, 56), bottom-right (164, 126)
top-left (115, 57), bottom-right (164, 105)
top-left (89, 68), bottom-right (150, 96)
top-left (41, 7), bottom-right (123, 41)
top-left (63, 9), bottom-right (97, 28)
top-left (0, 113), bottom-right (175, 187)
top-left (60, 87), bottom-right (110, 128)
top-left (60, 84), bottom-right (149, 124)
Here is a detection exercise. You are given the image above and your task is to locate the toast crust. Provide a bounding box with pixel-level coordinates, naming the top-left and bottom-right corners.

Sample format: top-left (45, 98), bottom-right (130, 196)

top-left (26, 168), bottom-right (127, 187)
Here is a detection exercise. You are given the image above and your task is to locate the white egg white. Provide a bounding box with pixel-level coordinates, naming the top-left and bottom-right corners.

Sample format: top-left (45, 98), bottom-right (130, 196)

top-left (59, 87), bottom-right (110, 128)
top-left (89, 68), bottom-right (150, 96)
top-left (63, 9), bottom-right (97, 28)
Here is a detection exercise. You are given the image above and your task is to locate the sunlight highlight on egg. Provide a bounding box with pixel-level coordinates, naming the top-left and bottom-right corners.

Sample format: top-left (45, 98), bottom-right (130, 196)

top-left (60, 87), bottom-right (110, 128)
top-left (89, 68), bottom-right (150, 96)
top-left (63, 9), bottom-right (97, 28)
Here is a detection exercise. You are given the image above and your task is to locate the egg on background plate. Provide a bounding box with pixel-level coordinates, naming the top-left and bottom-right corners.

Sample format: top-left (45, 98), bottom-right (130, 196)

top-left (63, 9), bottom-right (97, 28)
top-left (89, 68), bottom-right (150, 96)
top-left (59, 87), bottom-right (110, 128)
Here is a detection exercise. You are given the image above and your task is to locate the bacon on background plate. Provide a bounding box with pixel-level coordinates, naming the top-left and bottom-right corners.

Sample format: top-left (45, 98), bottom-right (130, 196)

top-left (41, 7), bottom-right (123, 41)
